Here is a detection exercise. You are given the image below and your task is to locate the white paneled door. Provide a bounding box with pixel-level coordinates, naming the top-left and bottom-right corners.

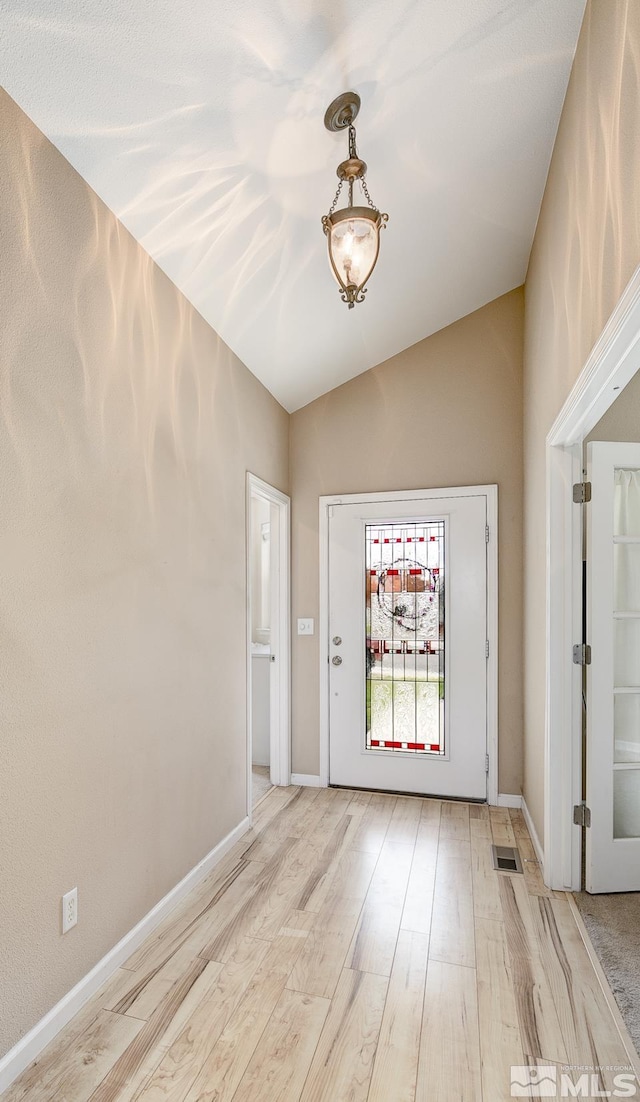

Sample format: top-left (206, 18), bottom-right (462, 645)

top-left (327, 488), bottom-right (493, 799)
top-left (586, 443), bottom-right (640, 892)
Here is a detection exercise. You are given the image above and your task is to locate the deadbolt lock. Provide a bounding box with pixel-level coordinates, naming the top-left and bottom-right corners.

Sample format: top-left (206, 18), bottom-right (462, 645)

top-left (332, 636), bottom-right (342, 646)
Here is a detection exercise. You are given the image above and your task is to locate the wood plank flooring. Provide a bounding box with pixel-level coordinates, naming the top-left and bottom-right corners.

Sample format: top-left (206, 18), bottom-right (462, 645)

top-left (4, 788), bottom-right (638, 1102)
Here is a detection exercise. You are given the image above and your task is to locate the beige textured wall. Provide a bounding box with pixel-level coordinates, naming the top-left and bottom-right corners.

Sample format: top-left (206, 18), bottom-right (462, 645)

top-left (587, 368), bottom-right (640, 442)
top-left (523, 0), bottom-right (640, 841)
top-left (290, 289), bottom-right (524, 792)
top-left (0, 90), bottom-right (288, 1057)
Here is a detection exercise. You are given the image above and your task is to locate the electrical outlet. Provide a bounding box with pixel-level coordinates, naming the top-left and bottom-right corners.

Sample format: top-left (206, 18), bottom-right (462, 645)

top-left (62, 887), bottom-right (78, 934)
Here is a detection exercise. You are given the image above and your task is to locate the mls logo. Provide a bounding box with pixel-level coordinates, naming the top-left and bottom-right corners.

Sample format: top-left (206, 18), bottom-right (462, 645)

top-left (511, 1065), bottom-right (558, 1096)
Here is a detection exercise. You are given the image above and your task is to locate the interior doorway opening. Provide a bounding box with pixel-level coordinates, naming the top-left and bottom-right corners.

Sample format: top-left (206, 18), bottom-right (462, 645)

top-left (545, 264), bottom-right (640, 892)
top-left (246, 474), bottom-right (291, 815)
top-left (250, 493), bottom-right (273, 805)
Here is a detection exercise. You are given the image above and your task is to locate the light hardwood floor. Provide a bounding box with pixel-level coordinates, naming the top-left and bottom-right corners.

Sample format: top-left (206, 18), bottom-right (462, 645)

top-left (4, 787), bottom-right (638, 1101)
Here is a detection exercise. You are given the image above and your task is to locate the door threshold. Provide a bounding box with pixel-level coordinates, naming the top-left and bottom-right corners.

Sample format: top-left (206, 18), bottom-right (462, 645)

top-left (329, 783), bottom-right (486, 803)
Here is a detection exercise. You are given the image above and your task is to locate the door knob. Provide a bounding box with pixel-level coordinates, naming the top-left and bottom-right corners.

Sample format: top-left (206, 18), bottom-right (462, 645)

top-left (332, 655), bottom-right (343, 666)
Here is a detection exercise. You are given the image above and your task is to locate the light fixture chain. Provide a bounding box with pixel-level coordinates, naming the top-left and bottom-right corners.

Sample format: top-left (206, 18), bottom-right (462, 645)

top-left (348, 123), bottom-right (357, 160)
top-left (359, 175), bottom-right (379, 211)
top-left (328, 178), bottom-right (345, 215)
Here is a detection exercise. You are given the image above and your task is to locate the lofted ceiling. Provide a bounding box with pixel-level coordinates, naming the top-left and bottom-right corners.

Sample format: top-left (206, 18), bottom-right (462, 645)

top-left (1, 0), bottom-right (586, 411)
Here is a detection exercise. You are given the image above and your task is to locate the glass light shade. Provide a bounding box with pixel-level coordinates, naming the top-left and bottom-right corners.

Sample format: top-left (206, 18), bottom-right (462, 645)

top-left (323, 206), bottom-right (384, 308)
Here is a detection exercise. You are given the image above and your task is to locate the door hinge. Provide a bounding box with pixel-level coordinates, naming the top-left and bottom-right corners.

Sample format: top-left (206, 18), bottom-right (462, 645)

top-left (572, 643), bottom-right (591, 665)
top-left (485, 753), bottom-right (490, 774)
top-left (485, 524), bottom-right (490, 543)
top-left (573, 481), bottom-right (592, 504)
top-left (485, 640), bottom-right (490, 659)
top-left (573, 802), bottom-right (591, 828)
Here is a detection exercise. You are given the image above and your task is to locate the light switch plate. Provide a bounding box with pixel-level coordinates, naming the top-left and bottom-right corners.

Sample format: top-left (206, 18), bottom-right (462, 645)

top-left (297, 618), bottom-right (314, 635)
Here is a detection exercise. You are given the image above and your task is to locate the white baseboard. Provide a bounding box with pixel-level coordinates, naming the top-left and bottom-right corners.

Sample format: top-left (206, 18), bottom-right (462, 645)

top-left (521, 796), bottom-right (545, 867)
top-left (290, 773), bottom-right (322, 787)
top-left (497, 793), bottom-right (523, 809)
top-left (0, 816), bottom-right (250, 1095)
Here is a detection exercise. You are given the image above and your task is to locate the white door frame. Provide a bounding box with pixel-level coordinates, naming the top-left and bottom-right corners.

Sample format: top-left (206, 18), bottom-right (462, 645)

top-left (246, 473), bottom-right (291, 819)
top-left (545, 266), bottom-right (640, 889)
top-left (319, 484), bottom-right (498, 803)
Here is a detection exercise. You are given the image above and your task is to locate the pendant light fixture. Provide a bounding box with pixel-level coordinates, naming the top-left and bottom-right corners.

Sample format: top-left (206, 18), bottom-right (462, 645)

top-left (322, 91), bottom-right (388, 309)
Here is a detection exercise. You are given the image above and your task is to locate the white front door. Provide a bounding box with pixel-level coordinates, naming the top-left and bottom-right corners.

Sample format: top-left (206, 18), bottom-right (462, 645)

top-left (586, 442), bottom-right (640, 892)
top-left (327, 488), bottom-right (492, 799)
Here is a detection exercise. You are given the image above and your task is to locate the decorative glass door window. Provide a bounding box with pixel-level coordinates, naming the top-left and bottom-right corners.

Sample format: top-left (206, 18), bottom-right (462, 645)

top-left (365, 520), bottom-right (445, 754)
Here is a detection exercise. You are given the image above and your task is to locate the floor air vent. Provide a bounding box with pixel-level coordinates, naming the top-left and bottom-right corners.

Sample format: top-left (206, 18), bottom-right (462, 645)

top-left (491, 844), bottom-right (524, 873)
